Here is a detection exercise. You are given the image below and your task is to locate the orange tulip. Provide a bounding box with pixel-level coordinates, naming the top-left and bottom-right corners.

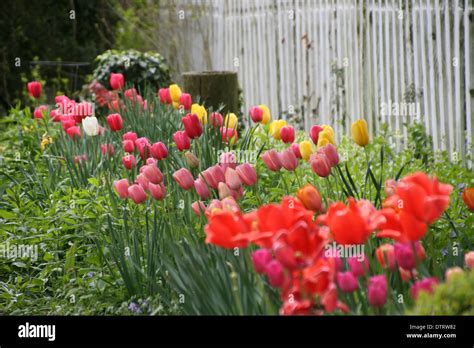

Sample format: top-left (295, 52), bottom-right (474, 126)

top-left (462, 187), bottom-right (474, 211)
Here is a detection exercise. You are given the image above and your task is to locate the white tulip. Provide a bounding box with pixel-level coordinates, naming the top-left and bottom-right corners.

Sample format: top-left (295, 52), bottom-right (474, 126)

top-left (82, 116), bottom-right (99, 136)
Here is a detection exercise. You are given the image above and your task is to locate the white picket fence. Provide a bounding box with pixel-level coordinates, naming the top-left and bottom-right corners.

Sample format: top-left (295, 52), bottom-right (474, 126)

top-left (163, 0), bottom-right (473, 159)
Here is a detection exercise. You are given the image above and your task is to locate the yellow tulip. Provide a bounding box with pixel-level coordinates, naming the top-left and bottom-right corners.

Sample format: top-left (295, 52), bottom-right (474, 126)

top-left (224, 113), bottom-right (238, 129)
top-left (169, 84), bottom-right (182, 103)
top-left (351, 119), bottom-right (369, 147)
top-left (269, 119), bottom-right (287, 140)
top-left (317, 129), bottom-right (335, 148)
top-left (191, 104), bottom-right (208, 124)
top-left (259, 104), bottom-right (271, 124)
top-left (299, 140), bottom-right (313, 161)
top-left (321, 125), bottom-right (335, 138)
top-left (172, 101), bottom-right (180, 110)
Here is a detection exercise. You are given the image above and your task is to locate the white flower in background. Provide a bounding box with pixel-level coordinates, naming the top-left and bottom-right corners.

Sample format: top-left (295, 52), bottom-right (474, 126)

top-left (82, 116), bottom-right (99, 136)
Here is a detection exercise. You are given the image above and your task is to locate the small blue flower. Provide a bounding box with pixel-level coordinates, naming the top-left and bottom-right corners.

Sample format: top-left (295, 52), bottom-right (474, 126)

top-left (441, 248), bottom-right (447, 257)
top-left (128, 302), bottom-right (140, 313)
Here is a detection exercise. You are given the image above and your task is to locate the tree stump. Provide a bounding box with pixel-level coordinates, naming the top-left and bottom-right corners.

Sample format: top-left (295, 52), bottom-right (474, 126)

top-left (182, 71), bottom-right (239, 115)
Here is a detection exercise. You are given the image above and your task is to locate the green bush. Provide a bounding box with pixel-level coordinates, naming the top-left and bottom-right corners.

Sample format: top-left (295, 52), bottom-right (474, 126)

top-left (409, 270), bottom-right (474, 315)
top-left (92, 49), bottom-right (172, 91)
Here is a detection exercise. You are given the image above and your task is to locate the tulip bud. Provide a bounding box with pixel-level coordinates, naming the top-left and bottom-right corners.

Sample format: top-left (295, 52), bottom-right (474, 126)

top-left (128, 184), bottom-right (147, 204)
top-left (194, 177), bottom-right (210, 199)
top-left (299, 140), bottom-right (313, 161)
top-left (106, 113), bottom-right (123, 132)
top-left (82, 116), bottom-right (99, 136)
top-left (123, 140), bottom-right (135, 153)
top-left (280, 126), bottom-right (295, 143)
top-left (109, 73), bottom-right (124, 90)
top-left (143, 164), bottom-right (164, 184)
top-left (225, 167), bottom-right (242, 190)
top-left (173, 168), bottom-right (194, 190)
top-left (251, 249), bottom-right (273, 274)
top-left (184, 151), bottom-right (199, 168)
top-left (376, 244), bottom-right (396, 270)
top-left (151, 142), bottom-right (168, 160)
top-left (27, 81), bottom-right (42, 98)
top-left (296, 184), bottom-right (322, 212)
top-left (351, 119), bottom-right (369, 147)
top-left (34, 105), bottom-right (48, 119)
top-left (191, 201), bottom-right (207, 216)
top-left (179, 93), bottom-right (192, 110)
top-left (182, 113), bottom-right (203, 139)
top-left (123, 132), bottom-right (138, 143)
top-left (309, 125), bottom-right (323, 145)
top-left (336, 271), bottom-right (358, 293)
top-left (218, 182), bottom-right (232, 199)
top-left (279, 148), bottom-right (298, 171)
top-left (367, 275), bottom-right (387, 307)
top-left (236, 163), bottom-right (257, 186)
top-left (114, 179), bottom-right (129, 199)
top-left (224, 113), bottom-right (238, 129)
top-left (173, 131), bottom-right (191, 151)
top-left (169, 84), bottom-right (182, 103)
top-left (462, 188), bottom-right (474, 211)
top-left (122, 154), bottom-right (136, 170)
top-left (445, 267), bottom-right (463, 282)
top-left (149, 182), bottom-right (166, 200)
top-left (265, 260), bottom-right (284, 287)
top-left (310, 153), bottom-right (331, 177)
top-left (465, 251), bottom-right (474, 269)
top-left (210, 112), bottom-right (223, 127)
top-left (249, 106), bottom-right (263, 123)
top-left (410, 277), bottom-right (438, 300)
top-left (261, 149), bottom-right (282, 171)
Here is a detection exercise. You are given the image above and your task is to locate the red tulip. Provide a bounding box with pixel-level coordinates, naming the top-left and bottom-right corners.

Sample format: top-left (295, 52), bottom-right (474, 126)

top-left (367, 275), bottom-right (387, 307)
top-left (123, 140), bottom-right (135, 153)
top-left (122, 154), bottom-right (136, 170)
top-left (291, 143), bottom-right (302, 159)
top-left (66, 126), bottom-right (81, 139)
top-left (280, 126), bottom-right (295, 143)
top-left (249, 106), bottom-right (263, 123)
top-left (251, 249), bottom-right (273, 274)
top-left (109, 73), bottom-right (124, 90)
top-left (194, 177), bottom-right (210, 199)
top-left (210, 112), bottom-right (223, 127)
top-left (34, 105), bottom-right (48, 119)
top-left (149, 182), bottom-right (166, 200)
top-left (173, 131), bottom-right (191, 151)
top-left (173, 168), bottom-right (194, 190)
top-left (310, 125), bottom-right (324, 145)
top-left (310, 153), bottom-right (331, 177)
top-left (151, 142), bottom-right (168, 160)
top-left (27, 81), bottom-right (42, 98)
top-left (376, 244), bottom-right (396, 270)
top-left (142, 164), bottom-right (163, 184)
top-left (123, 131), bottom-right (138, 143)
top-left (114, 179), bottom-right (129, 199)
top-left (236, 163), bottom-right (257, 186)
top-left (106, 113), bottom-right (123, 131)
top-left (182, 113), bottom-right (203, 139)
top-left (261, 149), bottom-right (282, 171)
top-left (128, 184), bottom-right (147, 204)
top-left (179, 93), bottom-right (192, 110)
top-left (158, 88), bottom-right (172, 104)
top-left (279, 148), bottom-right (298, 171)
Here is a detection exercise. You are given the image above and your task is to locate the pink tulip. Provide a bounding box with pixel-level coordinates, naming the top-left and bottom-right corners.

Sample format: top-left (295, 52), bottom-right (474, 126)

top-left (279, 148), bottom-right (298, 171)
top-left (179, 93), bottom-right (192, 110)
top-left (66, 126), bottom-right (81, 139)
top-left (124, 88), bottom-right (138, 100)
top-left (114, 179), bottom-right (129, 199)
top-left (265, 260), bottom-right (284, 287)
top-left (151, 142), bottom-right (168, 160)
top-left (143, 164), bottom-right (163, 184)
top-left (261, 149), bottom-right (282, 171)
top-left (465, 251), bottom-right (474, 269)
top-left (34, 105), bottom-right (48, 119)
top-left (27, 81), bottom-right (42, 98)
top-left (128, 184), bottom-right (147, 204)
top-left (123, 140), bottom-right (135, 153)
top-left (210, 112), bottom-right (223, 127)
top-left (122, 154), bottom-right (136, 170)
top-left (173, 168), bottom-right (194, 190)
top-left (224, 167), bottom-right (242, 190)
top-left (348, 256), bottom-right (369, 277)
top-left (73, 154), bottom-right (87, 164)
top-left (368, 275), bottom-right (388, 307)
top-left (202, 165), bottom-right (225, 189)
top-left (100, 143), bottom-right (114, 156)
top-left (123, 132), bottom-right (138, 143)
top-left (136, 174), bottom-right (150, 190)
top-left (106, 113), bottom-right (123, 132)
top-left (191, 201), bottom-right (206, 216)
top-left (109, 73), bottom-right (124, 90)
top-left (207, 199), bottom-right (223, 213)
top-left (221, 196), bottom-right (240, 213)
top-left (394, 242), bottom-right (425, 270)
top-left (280, 126), bottom-right (295, 143)
top-left (220, 127), bottom-right (238, 143)
top-left (219, 152), bottom-right (237, 171)
top-left (411, 277), bottom-right (438, 300)
top-left (384, 179), bottom-right (398, 197)
top-left (318, 144), bottom-right (339, 167)
top-left (61, 117), bottom-right (76, 131)
top-left (251, 249), bottom-right (273, 274)
top-left (194, 177), bottom-right (210, 199)
top-left (173, 131), bottom-right (191, 151)
top-left (158, 88), bottom-right (172, 104)
top-left (291, 143), bottom-right (302, 159)
top-left (218, 182), bottom-right (232, 199)
top-left (310, 153), bottom-right (331, 177)
top-left (336, 271), bottom-right (359, 293)
top-left (146, 158), bottom-right (156, 165)
top-left (236, 163), bottom-right (257, 186)
top-left (309, 125), bottom-right (324, 145)
top-left (136, 142), bottom-right (151, 160)
top-left (182, 113), bottom-right (203, 139)
top-left (149, 183), bottom-right (166, 200)
top-left (249, 106), bottom-right (263, 123)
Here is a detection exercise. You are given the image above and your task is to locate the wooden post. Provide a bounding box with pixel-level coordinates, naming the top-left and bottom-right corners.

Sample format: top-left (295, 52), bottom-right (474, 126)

top-left (182, 71), bottom-right (239, 114)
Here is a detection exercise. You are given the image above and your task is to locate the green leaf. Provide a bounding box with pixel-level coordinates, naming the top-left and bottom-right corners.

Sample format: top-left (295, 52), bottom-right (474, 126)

top-left (64, 244), bottom-right (76, 274)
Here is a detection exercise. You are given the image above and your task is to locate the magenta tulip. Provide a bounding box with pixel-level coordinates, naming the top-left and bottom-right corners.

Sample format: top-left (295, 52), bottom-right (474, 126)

top-left (336, 272), bottom-right (359, 293)
top-left (251, 249), bottom-right (273, 274)
top-left (249, 106), bottom-right (263, 123)
top-left (367, 275), bottom-right (388, 307)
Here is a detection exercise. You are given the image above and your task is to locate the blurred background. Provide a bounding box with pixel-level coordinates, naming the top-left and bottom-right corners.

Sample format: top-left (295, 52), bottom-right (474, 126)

top-left (0, 0), bottom-right (472, 158)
